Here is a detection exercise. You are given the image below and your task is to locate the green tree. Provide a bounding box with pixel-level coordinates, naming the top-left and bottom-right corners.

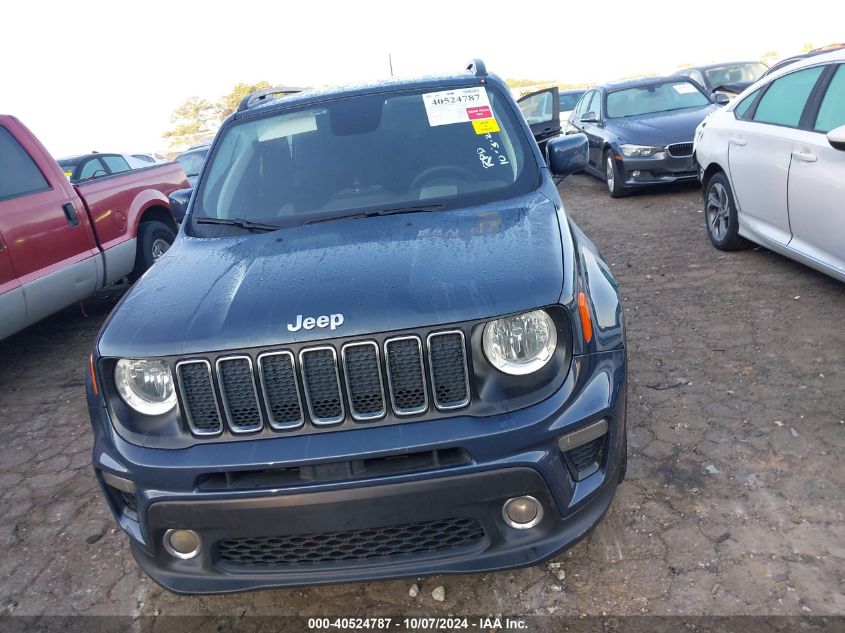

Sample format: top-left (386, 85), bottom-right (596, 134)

top-left (162, 97), bottom-right (219, 148)
top-left (163, 81), bottom-right (275, 149)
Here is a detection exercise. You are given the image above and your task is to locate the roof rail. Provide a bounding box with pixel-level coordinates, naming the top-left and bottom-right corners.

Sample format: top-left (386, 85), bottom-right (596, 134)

top-left (237, 86), bottom-right (304, 113)
top-left (466, 59), bottom-right (487, 77)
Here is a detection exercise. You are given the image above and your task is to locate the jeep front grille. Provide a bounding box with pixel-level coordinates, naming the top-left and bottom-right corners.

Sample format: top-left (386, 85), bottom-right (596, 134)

top-left (175, 329), bottom-right (471, 437)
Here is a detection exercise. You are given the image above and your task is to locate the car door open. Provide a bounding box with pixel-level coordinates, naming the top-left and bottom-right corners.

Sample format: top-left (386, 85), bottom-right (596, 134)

top-left (517, 86), bottom-right (561, 153)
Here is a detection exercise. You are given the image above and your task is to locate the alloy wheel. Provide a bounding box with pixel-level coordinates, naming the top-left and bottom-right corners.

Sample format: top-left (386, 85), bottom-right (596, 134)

top-left (706, 182), bottom-right (730, 241)
top-left (606, 155), bottom-right (614, 193)
top-left (151, 238), bottom-right (171, 261)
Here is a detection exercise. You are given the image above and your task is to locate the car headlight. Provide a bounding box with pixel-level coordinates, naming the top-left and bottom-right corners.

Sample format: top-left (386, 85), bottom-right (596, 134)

top-left (482, 309), bottom-right (557, 375)
top-left (114, 359), bottom-right (177, 415)
top-left (619, 144), bottom-right (665, 157)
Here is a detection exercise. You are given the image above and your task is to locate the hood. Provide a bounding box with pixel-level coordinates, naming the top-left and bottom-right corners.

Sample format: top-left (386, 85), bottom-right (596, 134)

top-left (99, 192), bottom-right (565, 357)
top-left (607, 105), bottom-right (717, 146)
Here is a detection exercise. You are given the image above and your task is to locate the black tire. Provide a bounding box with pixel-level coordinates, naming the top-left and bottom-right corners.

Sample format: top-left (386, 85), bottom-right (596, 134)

top-left (130, 220), bottom-right (176, 281)
top-left (618, 430), bottom-right (628, 483)
top-left (703, 172), bottom-right (749, 251)
top-left (604, 149), bottom-right (629, 198)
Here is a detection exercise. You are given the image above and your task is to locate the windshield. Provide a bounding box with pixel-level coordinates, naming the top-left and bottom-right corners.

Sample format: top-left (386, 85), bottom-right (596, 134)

top-left (57, 158), bottom-right (79, 178)
top-left (193, 85), bottom-right (536, 230)
top-left (705, 63), bottom-right (767, 87)
top-left (559, 92), bottom-right (584, 111)
top-left (176, 149), bottom-right (208, 177)
top-left (606, 81), bottom-right (711, 118)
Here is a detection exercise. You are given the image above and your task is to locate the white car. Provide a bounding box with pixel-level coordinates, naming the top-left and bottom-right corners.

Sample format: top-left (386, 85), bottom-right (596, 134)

top-left (694, 49), bottom-right (845, 282)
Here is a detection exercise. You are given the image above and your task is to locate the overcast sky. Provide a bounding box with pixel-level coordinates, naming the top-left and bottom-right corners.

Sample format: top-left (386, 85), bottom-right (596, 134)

top-left (2, 0), bottom-right (843, 156)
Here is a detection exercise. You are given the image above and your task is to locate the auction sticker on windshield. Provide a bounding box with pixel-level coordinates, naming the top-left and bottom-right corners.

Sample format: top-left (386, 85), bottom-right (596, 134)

top-left (423, 87), bottom-right (497, 132)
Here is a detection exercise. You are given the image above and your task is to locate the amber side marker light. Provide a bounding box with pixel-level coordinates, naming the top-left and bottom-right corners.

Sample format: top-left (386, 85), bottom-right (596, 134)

top-left (89, 354), bottom-right (99, 395)
top-left (578, 292), bottom-right (593, 342)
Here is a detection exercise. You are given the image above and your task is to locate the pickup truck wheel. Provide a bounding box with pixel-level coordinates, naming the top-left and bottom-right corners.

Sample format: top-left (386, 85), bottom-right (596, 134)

top-left (605, 151), bottom-right (629, 198)
top-left (704, 172), bottom-right (749, 251)
top-left (131, 221), bottom-right (176, 281)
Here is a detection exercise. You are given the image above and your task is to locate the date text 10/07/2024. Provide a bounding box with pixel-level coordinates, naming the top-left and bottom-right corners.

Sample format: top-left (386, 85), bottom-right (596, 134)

top-left (307, 617), bottom-right (528, 630)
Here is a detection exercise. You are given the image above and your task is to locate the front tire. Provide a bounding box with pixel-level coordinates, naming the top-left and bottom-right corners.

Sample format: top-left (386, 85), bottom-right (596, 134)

top-left (605, 150), bottom-right (628, 198)
top-left (704, 172), bottom-right (748, 251)
top-left (130, 220), bottom-right (176, 281)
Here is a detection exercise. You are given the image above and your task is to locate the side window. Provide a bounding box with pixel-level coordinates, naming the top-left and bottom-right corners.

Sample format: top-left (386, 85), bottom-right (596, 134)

top-left (574, 91), bottom-right (590, 116)
top-left (79, 158), bottom-right (106, 180)
top-left (815, 65), bottom-right (845, 133)
top-left (518, 91), bottom-right (554, 124)
top-left (734, 88), bottom-right (761, 120)
top-left (0, 126), bottom-right (50, 201)
top-left (690, 71), bottom-right (705, 87)
top-left (101, 155), bottom-right (131, 174)
top-left (752, 66), bottom-right (824, 127)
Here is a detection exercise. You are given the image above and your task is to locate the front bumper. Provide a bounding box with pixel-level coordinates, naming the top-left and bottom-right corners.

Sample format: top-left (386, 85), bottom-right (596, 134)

top-left (619, 152), bottom-right (698, 187)
top-left (90, 349), bottom-right (626, 594)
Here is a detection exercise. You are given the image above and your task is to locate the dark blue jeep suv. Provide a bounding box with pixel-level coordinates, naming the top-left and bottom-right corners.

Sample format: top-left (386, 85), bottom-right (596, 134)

top-left (86, 60), bottom-right (627, 594)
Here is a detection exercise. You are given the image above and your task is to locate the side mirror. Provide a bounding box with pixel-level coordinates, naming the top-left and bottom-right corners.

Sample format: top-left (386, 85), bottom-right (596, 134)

top-left (546, 134), bottom-right (588, 178)
top-left (713, 93), bottom-right (731, 105)
top-left (168, 188), bottom-right (193, 223)
top-left (827, 125), bottom-right (845, 151)
top-left (580, 111), bottom-right (599, 124)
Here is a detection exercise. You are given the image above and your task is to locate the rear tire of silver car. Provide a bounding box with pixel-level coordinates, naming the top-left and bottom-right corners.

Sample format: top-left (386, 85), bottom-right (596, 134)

top-left (605, 150), bottom-right (628, 198)
top-left (704, 172), bottom-right (749, 251)
top-left (130, 221), bottom-right (177, 281)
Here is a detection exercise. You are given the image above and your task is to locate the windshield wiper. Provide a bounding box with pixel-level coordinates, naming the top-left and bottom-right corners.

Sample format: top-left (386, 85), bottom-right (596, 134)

top-left (304, 204), bottom-right (445, 225)
top-left (195, 217), bottom-right (282, 232)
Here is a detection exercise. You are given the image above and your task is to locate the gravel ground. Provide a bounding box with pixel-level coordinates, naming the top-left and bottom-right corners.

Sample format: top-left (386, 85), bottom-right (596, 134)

top-left (0, 175), bottom-right (843, 619)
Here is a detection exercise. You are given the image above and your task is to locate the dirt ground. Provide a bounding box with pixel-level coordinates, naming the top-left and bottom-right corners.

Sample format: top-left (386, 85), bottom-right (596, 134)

top-left (1, 174), bottom-right (843, 620)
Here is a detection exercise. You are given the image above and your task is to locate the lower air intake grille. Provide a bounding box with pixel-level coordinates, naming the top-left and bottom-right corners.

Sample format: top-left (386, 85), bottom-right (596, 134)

top-left (300, 347), bottom-right (344, 424)
top-left (667, 142), bottom-right (694, 157)
top-left (564, 436), bottom-right (606, 481)
top-left (385, 337), bottom-right (428, 415)
top-left (217, 357), bottom-right (262, 432)
top-left (428, 331), bottom-right (470, 410)
top-left (176, 360), bottom-right (222, 435)
top-left (216, 517), bottom-right (485, 568)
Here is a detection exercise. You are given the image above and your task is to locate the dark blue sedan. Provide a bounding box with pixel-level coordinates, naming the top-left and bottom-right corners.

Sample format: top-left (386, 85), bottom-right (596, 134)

top-left (566, 76), bottom-right (723, 197)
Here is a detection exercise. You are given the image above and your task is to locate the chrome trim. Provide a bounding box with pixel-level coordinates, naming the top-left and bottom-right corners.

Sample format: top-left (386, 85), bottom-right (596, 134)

top-left (163, 529), bottom-right (202, 560)
top-left (383, 335), bottom-right (428, 416)
top-left (341, 341), bottom-right (387, 421)
top-left (557, 419), bottom-right (608, 451)
top-left (215, 355), bottom-right (263, 434)
top-left (666, 141), bottom-right (694, 158)
top-left (175, 359), bottom-right (223, 437)
top-left (502, 496), bottom-right (544, 530)
top-left (298, 346), bottom-right (345, 425)
top-left (427, 330), bottom-right (471, 411)
top-left (256, 350), bottom-right (304, 430)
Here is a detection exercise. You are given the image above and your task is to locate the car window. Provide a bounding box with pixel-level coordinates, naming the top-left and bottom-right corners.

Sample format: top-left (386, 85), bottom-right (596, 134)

top-left (681, 70), bottom-right (705, 87)
top-left (176, 149), bottom-right (208, 177)
top-left (0, 125), bottom-right (50, 201)
top-left (734, 88), bottom-right (761, 120)
top-left (583, 91), bottom-right (598, 115)
top-left (558, 92), bottom-right (584, 112)
top-left (518, 90), bottom-right (554, 124)
top-left (101, 155), bottom-right (131, 174)
top-left (815, 65), bottom-right (845, 133)
top-left (704, 63), bottom-right (767, 88)
top-left (573, 91), bottom-right (591, 116)
top-left (133, 154), bottom-right (155, 164)
top-left (79, 158), bottom-right (106, 180)
top-left (606, 81), bottom-right (710, 118)
top-left (195, 86), bottom-right (537, 228)
top-left (752, 66), bottom-right (824, 127)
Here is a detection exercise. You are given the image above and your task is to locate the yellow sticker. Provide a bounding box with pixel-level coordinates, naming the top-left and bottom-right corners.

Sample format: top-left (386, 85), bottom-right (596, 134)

top-left (472, 118), bottom-right (500, 135)
top-left (64, 171), bottom-right (73, 178)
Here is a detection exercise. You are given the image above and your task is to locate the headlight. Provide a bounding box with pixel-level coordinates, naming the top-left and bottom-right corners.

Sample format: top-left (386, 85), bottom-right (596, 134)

top-left (482, 309), bottom-right (557, 375)
top-left (619, 144), bottom-right (665, 157)
top-left (114, 359), bottom-right (177, 415)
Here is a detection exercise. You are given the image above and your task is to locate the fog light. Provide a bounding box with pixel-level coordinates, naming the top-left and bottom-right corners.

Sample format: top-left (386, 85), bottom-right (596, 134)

top-left (164, 529), bottom-right (201, 560)
top-left (502, 495), bottom-right (543, 529)
top-left (631, 170), bottom-right (641, 178)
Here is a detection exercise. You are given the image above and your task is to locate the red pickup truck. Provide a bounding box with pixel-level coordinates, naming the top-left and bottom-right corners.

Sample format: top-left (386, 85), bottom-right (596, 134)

top-left (0, 115), bottom-right (189, 340)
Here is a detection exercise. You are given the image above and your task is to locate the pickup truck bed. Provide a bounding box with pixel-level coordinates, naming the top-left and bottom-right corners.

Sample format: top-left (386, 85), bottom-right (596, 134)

top-left (0, 115), bottom-right (188, 340)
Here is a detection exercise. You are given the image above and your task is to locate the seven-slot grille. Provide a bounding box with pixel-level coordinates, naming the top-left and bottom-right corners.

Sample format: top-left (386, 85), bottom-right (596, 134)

top-left (666, 142), bottom-right (694, 157)
top-left (175, 330), bottom-right (470, 437)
